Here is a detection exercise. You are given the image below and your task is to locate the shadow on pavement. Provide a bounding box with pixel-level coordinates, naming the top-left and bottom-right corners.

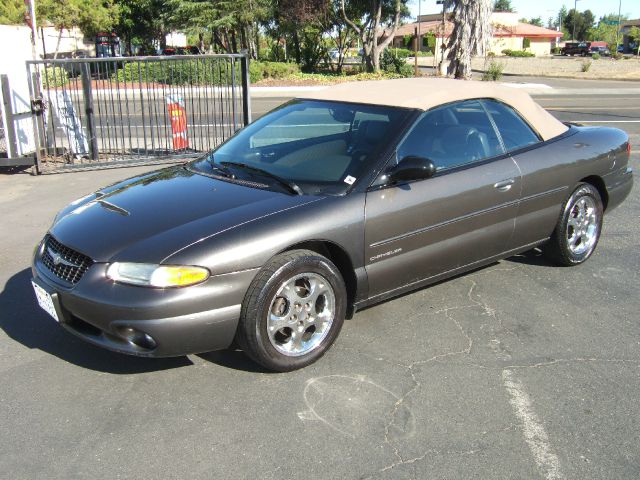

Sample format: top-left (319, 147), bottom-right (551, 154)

top-left (0, 268), bottom-right (193, 374)
top-left (197, 350), bottom-right (271, 374)
top-left (506, 248), bottom-right (556, 267)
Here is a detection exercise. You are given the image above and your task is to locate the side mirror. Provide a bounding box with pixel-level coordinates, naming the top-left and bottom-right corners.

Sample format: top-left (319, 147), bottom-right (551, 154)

top-left (389, 156), bottom-right (436, 184)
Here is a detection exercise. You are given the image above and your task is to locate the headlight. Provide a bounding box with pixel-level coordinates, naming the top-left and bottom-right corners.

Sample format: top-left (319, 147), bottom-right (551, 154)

top-left (106, 263), bottom-right (210, 288)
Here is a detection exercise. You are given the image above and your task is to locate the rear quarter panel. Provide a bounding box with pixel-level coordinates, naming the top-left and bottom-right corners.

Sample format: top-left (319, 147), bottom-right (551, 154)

top-left (510, 126), bottom-right (630, 248)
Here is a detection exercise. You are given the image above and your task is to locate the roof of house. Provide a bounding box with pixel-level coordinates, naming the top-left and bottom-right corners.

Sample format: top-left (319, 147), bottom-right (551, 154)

top-left (386, 20), bottom-right (563, 39)
top-left (297, 78), bottom-right (568, 141)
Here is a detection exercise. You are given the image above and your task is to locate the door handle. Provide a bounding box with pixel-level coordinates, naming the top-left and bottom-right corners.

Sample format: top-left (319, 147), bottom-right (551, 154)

top-left (494, 179), bottom-right (515, 192)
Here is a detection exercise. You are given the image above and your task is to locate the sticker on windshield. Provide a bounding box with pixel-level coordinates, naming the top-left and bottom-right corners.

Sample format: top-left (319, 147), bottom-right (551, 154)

top-left (344, 175), bottom-right (356, 185)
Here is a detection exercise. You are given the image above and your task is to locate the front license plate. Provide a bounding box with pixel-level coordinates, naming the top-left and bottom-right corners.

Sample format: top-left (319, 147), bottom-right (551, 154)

top-left (31, 280), bottom-right (59, 322)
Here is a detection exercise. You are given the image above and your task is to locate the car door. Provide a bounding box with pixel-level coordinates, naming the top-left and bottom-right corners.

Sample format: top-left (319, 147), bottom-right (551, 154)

top-left (364, 100), bottom-right (522, 298)
top-left (479, 99), bottom-right (570, 249)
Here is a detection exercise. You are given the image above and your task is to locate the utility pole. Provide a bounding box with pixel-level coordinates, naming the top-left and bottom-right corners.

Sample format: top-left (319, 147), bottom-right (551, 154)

top-left (416, 0), bottom-right (421, 76)
top-left (25, 0), bottom-right (39, 60)
top-left (436, 0), bottom-right (445, 75)
top-left (616, 0), bottom-right (622, 50)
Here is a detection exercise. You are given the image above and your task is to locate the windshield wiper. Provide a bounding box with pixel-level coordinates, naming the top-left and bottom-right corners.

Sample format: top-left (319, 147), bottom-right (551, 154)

top-left (221, 161), bottom-right (304, 195)
top-left (206, 155), bottom-right (236, 179)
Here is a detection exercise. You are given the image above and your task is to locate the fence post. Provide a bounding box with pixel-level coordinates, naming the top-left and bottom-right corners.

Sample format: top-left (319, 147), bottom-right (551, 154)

top-left (0, 75), bottom-right (19, 159)
top-left (81, 63), bottom-right (99, 161)
top-left (27, 68), bottom-right (44, 174)
top-left (240, 53), bottom-right (252, 126)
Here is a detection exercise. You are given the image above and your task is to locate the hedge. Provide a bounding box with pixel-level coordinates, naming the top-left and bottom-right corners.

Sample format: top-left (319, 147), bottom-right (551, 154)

top-left (501, 49), bottom-right (535, 57)
top-left (112, 59), bottom-right (243, 85)
top-left (249, 61), bottom-right (300, 83)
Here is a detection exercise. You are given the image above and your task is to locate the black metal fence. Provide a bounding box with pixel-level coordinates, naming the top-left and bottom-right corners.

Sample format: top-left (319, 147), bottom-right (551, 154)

top-left (26, 54), bottom-right (251, 172)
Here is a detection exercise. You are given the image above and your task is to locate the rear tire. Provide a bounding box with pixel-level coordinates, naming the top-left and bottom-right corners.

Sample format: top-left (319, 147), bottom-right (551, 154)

top-left (543, 183), bottom-right (603, 266)
top-left (236, 249), bottom-right (347, 371)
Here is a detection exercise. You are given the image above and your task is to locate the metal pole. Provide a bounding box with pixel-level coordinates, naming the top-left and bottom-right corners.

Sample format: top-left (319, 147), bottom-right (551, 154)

top-left (616, 0), bottom-right (622, 50)
top-left (240, 53), bottom-right (252, 126)
top-left (572, 0), bottom-right (578, 41)
top-left (28, 70), bottom-right (43, 174)
top-left (81, 63), bottom-right (99, 160)
top-left (414, 27), bottom-right (419, 76)
top-left (417, 0), bottom-right (421, 54)
top-left (26, 0), bottom-right (38, 60)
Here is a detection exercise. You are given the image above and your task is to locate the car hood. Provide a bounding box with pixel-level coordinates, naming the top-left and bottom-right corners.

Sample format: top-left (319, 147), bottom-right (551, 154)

top-left (50, 166), bottom-right (323, 263)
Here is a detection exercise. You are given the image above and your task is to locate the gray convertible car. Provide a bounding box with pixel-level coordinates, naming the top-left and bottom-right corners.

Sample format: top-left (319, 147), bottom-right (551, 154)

top-left (31, 78), bottom-right (633, 371)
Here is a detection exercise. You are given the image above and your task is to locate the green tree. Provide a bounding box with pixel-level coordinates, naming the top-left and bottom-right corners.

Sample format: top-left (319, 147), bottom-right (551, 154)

top-left (588, 14), bottom-right (628, 47)
top-left (38, 0), bottom-right (117, 57)
top-left (114, 0), bottom-right (174, 54)
top-left (340, 0), bottom-right (409, 72)
top-left (627, 26), bottom-right (640, 54)
top-left (493, 0), bottom-right (512, 12)
top-left (564, 8), bottom-right (595, 41)
top-left (0, 0), bottom-right (26, 25)
top-left (520, 17), bottom-right (543, 27)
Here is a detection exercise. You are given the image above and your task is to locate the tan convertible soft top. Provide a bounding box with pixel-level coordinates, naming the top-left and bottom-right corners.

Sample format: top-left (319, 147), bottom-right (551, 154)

top-left (298, 77), bottom-right (567, 141)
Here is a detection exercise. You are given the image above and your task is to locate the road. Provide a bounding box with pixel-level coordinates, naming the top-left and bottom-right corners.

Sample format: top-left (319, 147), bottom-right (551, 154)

top-left (0, 77), bottom-right (638, 479)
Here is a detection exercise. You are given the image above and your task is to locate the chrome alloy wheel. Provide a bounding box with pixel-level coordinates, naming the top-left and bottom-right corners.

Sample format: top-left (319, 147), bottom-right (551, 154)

top-left (267, 273), bottom-right (336, 357)
top-left (566, 196), bottom-right (599, 255)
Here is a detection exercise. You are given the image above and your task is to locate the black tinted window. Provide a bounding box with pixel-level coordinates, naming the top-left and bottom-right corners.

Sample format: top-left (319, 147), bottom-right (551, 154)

top-left (482, 100), bottom-right (540, 151)
top-left (397, 100), bottom-right (504, 171)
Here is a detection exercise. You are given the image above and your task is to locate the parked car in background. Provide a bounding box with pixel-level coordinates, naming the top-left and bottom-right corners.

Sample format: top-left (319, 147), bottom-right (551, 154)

top-left (590, 46), bottom-right (610, 56)
top-left (562, 42), bottom-right (591, 56)
top-left (162, 46), bottom-right (202, 55)
top-left (31, 78), bottom-right (633, 371)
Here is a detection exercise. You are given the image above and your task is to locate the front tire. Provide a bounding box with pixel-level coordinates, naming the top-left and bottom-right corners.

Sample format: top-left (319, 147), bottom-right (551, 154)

top-left (236, 249), bottom-right (347, 371)
top-left (543, 183), bottom-right (603, 266)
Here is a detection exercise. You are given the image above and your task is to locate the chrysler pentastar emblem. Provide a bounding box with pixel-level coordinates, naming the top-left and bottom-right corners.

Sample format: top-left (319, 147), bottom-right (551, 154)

top-left (47, 247), bottom-right (81, 268)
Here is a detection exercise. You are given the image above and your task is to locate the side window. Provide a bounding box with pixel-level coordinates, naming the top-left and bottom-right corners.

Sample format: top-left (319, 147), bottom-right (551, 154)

top-left (396, 100), bottom-right (504, 172)
top-left (482, 100), bottom-right (540, 152)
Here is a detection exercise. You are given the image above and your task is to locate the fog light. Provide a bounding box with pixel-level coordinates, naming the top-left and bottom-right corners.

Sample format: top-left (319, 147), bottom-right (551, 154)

top-left (117, 326), bottom-right (157, 350)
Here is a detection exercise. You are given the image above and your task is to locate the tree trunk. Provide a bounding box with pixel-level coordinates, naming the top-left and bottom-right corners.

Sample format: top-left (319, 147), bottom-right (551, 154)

top-left (292, 30), bottom-right (301, 64)
top-left (231, 30), bottom-right (238, 53)
top-left (53, 28), bottom-right (63, 59)
top-left (445, 0), bottom-right (492, 79)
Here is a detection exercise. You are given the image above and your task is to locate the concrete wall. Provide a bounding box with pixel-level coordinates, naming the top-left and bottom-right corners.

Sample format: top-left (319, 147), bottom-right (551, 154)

top-left (0, 25), bottom-right (37, 156)
top-left (490, 36), bottom-right (522, 54)
top-left (528, 38), bottom-right (552, 56)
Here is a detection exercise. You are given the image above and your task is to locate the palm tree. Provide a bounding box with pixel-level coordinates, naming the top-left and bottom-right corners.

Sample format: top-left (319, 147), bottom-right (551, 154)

top-left (440, 0), bottom-right (492, 79)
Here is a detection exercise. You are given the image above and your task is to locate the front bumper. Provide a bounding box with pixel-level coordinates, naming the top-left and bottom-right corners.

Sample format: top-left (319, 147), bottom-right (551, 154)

top-left (31, 257), bottom-right (258, 357)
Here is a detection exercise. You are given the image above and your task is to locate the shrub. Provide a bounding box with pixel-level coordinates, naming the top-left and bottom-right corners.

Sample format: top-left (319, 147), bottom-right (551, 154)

top-left (612, 52), bottom-right (623, 60)
top-left (391, 48), bottom-right (413, 59)
top-left (591, 52), bottom-right (601, 60)
top-left (502, 49), bottom-right (535, 57)
top-left (43, 66), bottom-right (68, 87)
top-left (249, 61), bottom-right (300, 83)
top-left (552, 47), bottom-right (562, 55)
top-left (581, 60), bottom-right (592, 72)
top-left (482, 61), bottom-right (505, 81)
top-left (523, 38), bottom-right (531, 49)
top-left (381, 49), bottom-right (414, 78)
top-left (113, 59), bottom-right (243, 86)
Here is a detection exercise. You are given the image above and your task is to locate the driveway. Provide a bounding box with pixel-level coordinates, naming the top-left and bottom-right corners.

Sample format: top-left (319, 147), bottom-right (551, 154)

top-left (1, 78), bottom-right (638, 479)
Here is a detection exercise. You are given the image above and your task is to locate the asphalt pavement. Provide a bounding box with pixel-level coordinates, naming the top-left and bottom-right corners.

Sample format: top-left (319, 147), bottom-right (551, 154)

top-left (0, 77), bottom-right (638, 479)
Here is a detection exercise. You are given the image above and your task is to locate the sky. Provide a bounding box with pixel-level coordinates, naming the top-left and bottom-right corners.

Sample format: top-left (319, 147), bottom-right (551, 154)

top-left (410, 1), bottom-right (640, 23)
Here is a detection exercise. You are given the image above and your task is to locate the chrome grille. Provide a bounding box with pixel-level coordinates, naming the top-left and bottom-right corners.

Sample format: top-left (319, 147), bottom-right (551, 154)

top-left (40, 235), bottom-right (93, 285)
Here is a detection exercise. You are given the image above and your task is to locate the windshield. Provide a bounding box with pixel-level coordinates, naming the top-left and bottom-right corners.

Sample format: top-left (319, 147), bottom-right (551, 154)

top-left (190, 100), bottom-right (411, 195)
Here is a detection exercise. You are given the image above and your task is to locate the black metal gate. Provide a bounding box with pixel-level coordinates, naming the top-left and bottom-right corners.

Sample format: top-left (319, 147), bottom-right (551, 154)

top-left (26, 54), bottom-right (251, 173)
